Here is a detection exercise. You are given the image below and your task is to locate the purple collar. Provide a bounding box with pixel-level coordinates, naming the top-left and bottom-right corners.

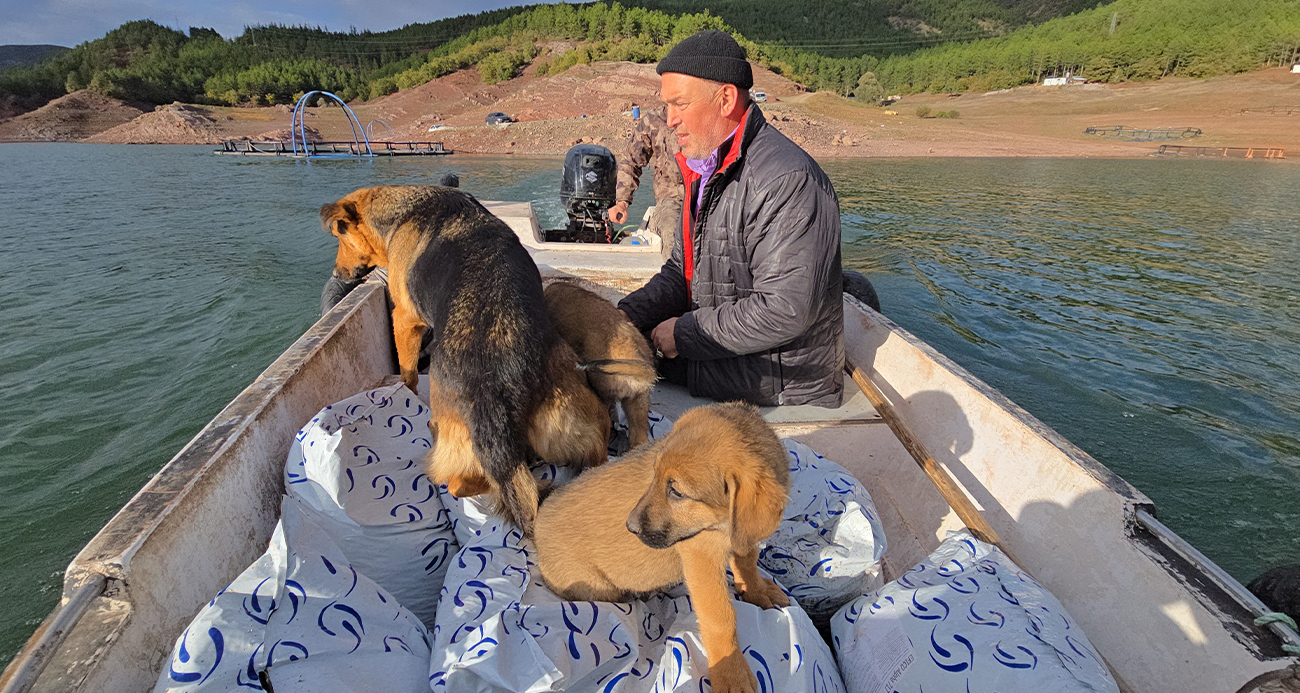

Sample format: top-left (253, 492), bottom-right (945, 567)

top-left (684, 122), bottom-right (742, 209)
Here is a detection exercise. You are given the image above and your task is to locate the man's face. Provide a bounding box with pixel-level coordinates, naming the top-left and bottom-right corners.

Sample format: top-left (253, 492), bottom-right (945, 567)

top-left (661, 73), bottom-right (737, 159)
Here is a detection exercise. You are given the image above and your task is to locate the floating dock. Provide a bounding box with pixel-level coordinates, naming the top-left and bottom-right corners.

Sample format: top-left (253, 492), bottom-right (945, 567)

top-left (1156, 144), bottom-right (1285, 159)
top-left (214, 139), bottom-right (452, 157)
top-left (1084, 125), bottom-right (1202, 142)
top-left (212, 89), bottom-right (453, 159)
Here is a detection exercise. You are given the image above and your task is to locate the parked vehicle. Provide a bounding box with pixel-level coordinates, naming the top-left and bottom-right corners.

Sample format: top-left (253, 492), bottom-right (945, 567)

top-left (485, 112), bottom-right (514, 125)
top-left (750, 90), bottom-right (767, 103)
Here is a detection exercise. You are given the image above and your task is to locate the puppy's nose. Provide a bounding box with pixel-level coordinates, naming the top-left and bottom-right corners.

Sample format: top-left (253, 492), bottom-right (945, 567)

top-left (626, 511), bottom-right (643, 535)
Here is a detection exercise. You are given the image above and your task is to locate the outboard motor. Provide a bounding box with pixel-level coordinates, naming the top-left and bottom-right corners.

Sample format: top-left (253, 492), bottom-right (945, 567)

top-left (547, 144), bottom-right (617, 243)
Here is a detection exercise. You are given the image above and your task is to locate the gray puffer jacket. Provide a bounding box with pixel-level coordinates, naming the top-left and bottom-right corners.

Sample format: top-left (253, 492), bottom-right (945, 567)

top-left (619, 104), bottom-right (844, 407)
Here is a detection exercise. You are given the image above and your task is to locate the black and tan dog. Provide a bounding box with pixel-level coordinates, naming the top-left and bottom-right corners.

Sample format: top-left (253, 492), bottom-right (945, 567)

top-left (321, 185), bottom-right (608, 536)
top-left (534, 402), bottom-right (791, 693)
top-left (543, 281), bottom-right (657, 449)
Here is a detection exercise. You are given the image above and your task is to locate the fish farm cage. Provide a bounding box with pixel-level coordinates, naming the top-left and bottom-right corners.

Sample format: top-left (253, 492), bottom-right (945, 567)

top-left (1084, 125), bottom-right (1203, 142)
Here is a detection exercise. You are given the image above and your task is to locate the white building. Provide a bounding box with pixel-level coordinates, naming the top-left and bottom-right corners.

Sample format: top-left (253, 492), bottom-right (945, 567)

top-left (1043, 71), bottom-right (1086, 86)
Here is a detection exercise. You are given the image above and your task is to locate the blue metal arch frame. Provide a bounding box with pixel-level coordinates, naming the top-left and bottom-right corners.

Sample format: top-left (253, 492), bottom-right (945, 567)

top-left (365, 119), bottom-right (395, 142)
top-left (291, 91), bottom-right (374, 158)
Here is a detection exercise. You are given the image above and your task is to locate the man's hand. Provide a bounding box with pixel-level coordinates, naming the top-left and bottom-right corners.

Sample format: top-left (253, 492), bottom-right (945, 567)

top-left (608, 201), bottom-right (631, 225)
top-left (651, 317), bottom-right (679, 359)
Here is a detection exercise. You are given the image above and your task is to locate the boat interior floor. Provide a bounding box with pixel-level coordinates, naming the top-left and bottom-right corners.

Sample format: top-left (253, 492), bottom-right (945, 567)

top-left (648, 377), bottom-right (881, 432)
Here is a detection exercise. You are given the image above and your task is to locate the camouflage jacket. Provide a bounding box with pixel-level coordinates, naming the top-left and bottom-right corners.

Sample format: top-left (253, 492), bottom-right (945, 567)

top-left (615, 106), bottom-right (684, 205)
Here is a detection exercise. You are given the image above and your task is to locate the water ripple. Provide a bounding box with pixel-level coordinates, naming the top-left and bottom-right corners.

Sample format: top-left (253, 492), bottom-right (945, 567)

top-left (831, 157), bottom-right (1300, 582)
top-left (1, 146), bottom-right (1296, 665)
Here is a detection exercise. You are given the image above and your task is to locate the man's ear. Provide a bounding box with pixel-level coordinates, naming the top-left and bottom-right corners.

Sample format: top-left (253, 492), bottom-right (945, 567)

top-left (717, 83), bottom-right (743, 118)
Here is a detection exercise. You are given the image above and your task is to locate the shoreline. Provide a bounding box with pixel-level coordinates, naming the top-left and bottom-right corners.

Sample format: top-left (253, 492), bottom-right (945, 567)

top-left (1, 63), bottom-right (1295, 160)
top-left (6, 140), bottom-right (1292, 163)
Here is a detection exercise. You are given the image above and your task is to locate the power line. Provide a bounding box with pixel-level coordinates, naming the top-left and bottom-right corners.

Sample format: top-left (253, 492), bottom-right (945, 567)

top-left (763, 31), bottom-right (1003, 49)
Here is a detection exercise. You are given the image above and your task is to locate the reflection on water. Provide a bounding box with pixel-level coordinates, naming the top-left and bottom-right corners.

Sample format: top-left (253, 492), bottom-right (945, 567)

top-left (830, 157), bottom-right (1300, 585)
top-left (0, 146), bottom-right (1296, 664)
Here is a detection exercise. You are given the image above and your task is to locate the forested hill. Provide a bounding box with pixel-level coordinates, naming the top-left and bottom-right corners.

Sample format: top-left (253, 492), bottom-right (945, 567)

top-left (0, 8), bottom-right (530, 114)
top-left (873, 0), bottom-right (1300, 93)
top-left (630, 0), bottom-right (1108, 57)
top-left (0, 45), bottom-right (69, 72)
top-left (0, 3), bottom-right (889, 113)
top-left (1, 0), bottom-right (1295, 118)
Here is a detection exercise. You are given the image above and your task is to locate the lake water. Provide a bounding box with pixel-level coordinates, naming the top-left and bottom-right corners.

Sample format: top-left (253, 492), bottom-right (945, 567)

top-left (1, 145), bottom-right (1297, 664)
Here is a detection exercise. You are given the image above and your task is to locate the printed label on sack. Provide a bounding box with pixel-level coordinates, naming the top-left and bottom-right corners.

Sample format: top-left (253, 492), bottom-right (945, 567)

top-left (842, 617), bottom-right (914, 693)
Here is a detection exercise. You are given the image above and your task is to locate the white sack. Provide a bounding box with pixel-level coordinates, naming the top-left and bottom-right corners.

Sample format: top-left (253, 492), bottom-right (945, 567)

top-left (428, 417), bottom-right (865, 693)
top-left (154, 496), bottom-right (432, 693)
top-left (830, 531), bottom-right (1119, 693)
top-left (285, 378), bottom-right (458, 626)
top-left (427, 507), bottom-right (846, 693)
top-left (762, 440), bottom-right (888, 623)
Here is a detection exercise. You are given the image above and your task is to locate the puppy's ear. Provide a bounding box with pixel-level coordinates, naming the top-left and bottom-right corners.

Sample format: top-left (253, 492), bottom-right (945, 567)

top-left (726, 468), bottom-right (788, 549)
top-left (320, 200), bottom-right (360, 235)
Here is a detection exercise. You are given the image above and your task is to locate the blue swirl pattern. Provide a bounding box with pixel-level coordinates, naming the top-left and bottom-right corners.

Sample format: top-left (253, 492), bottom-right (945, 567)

top-left (429, 415), bottom-right (846, 693)
top-left (159, 385), bottom-right (859, 693)
top-left (152, 496), bottom-right (431, 692)
top-left (281, 379), bottom-right (460, 626)
top-left (830, 531), bottom-right (1119, 693)
top-left (757, 440), bottom-right (889, 623)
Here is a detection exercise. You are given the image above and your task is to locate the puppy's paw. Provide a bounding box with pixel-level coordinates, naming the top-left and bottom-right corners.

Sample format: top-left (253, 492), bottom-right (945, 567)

top-left (707, 653), bottom-right (757, 693)
top-left (737, 576), bottom-right (790, 610)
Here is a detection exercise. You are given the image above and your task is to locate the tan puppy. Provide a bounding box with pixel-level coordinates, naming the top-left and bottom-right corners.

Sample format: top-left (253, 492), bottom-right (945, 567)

top-left (543, 281), bottom-right (657, 449)
top-left (321, 186), bottom-right (607, 536)
top-left (534, 402), bottom-right (791, 693)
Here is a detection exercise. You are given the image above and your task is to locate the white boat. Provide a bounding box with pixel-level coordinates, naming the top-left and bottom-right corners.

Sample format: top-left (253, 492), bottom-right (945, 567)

top-left (3, 202), bottom-right (1297, 693)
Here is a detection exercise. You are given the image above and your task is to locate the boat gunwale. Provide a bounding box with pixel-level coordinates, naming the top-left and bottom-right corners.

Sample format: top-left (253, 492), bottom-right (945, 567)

top-left (843, 292), bottom-right (1297, 663)
top-left (1136, 509), bottom-right (1300, 656)
top-left (846, 293), bottom-right (1153, 508)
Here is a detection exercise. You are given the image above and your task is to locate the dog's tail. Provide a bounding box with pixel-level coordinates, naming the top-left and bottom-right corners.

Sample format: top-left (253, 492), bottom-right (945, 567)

top-left (495, 463), bottom-right (541, 538)
top-left (467, 391), bottom-right (540, 537)
top-left (578, 359), bottom-right (658, 385)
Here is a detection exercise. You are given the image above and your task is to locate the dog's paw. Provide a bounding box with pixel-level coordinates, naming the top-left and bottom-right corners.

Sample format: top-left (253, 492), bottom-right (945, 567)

top-left (737, 576), bottom-right (790, 610)
top-left (707, 653), bottom-right (757, 693)
top-left (400, 370), bottom-right (419, 395)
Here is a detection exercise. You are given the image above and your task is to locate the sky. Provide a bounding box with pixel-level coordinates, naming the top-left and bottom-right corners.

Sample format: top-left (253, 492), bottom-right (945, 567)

top-left (0, 0), bottom-right (540, 47)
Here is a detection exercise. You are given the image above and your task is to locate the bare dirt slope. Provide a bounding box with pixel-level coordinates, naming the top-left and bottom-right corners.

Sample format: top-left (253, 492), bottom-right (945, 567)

top-left (9, 61), bottom-right (1299, 159)
top-left (339, 59), bottom-right (806, 155)
top-left (83, 103), bottom-right (226, 144)
top-left (246, 63), bottom-right (1300, 159)
top-left (0, 90), bottom-right (145, 142)
top-left (876, 68), bottom-right (1300, 155)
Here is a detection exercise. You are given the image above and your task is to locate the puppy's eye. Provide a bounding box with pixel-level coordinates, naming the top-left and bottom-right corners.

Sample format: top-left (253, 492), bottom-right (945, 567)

top-left (667, 480), bottom-right (685, 500)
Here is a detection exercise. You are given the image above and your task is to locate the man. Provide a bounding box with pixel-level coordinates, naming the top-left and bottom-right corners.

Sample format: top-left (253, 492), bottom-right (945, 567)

top-left (618, 29), bottom-right (845, 407)
top-left (608, 104), bottom-right (684, 259)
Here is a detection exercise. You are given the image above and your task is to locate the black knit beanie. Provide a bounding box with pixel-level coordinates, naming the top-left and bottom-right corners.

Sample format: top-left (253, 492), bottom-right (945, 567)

top-left (656, 29), bottom-right (753, 90)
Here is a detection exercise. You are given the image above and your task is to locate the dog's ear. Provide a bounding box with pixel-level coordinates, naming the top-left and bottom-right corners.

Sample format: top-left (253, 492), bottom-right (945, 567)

top-left (726, 467), bottom-right (788, 549)
top-left (319, 200), bottom-right (360, 235)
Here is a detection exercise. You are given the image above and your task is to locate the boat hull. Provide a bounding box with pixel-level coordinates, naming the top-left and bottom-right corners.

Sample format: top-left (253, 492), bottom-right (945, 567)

top-left (4, 204), bottom-right (1295, 693)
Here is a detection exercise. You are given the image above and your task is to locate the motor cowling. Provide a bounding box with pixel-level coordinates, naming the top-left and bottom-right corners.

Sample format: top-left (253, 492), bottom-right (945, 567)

top-left (560, 144), bottom-right (617, 218)
top-left (548, 144), bottom-right (618, 243)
